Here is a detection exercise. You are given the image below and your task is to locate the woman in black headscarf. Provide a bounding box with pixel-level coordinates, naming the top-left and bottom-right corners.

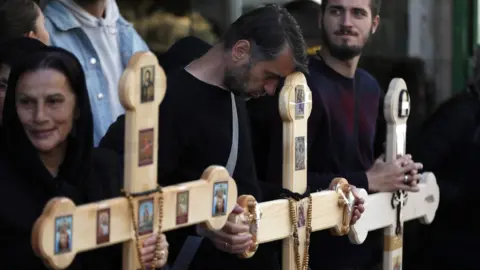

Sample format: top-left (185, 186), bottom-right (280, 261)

top-left (0, 46), bottom-right (169, 269)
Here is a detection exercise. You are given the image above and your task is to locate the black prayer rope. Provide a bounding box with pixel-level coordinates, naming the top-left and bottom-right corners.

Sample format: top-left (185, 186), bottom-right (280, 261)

top-left (280, 186), bottom-right (311, 201)
top-left (121, 185), bottom-right (162, 197)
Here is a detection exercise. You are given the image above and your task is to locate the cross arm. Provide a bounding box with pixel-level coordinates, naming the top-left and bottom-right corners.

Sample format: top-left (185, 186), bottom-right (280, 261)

top-left (348, 172), bottom-right (440, 244)
top-left (32, 166), bottom-right (237, 270)
top-left (233, 178), bottom-right (366, 258)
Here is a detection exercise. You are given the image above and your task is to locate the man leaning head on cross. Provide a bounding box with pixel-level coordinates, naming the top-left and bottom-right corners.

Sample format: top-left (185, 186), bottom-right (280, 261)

top-left (186, 4), bottom-right (309, 99)
top-left (98, 4), bottom-right (308, 270)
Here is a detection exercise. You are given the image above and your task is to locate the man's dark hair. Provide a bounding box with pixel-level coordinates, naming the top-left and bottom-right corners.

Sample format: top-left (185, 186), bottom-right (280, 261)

top-left (0, 0), bottom-right (39, 43)
top-left (321, 0), bottom-right (382, 17)
top-left (222, 4), bottom-right (308, 74)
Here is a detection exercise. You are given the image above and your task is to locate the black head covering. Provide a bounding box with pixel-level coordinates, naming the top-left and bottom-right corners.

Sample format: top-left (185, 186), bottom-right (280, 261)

top-left (0, 37), bottom-right (47, 152)
top-left (157, 36), bottom-right (211, 74)
top-left (2, 45), bottom-right (94, 201)
top-left (0, 37), bottom-right (47, 66)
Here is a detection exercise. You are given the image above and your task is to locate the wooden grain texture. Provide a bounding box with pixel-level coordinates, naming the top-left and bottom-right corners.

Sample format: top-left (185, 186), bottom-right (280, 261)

top-left (236, 73), bottom-right (366, 269)
top-left (348, 78), bottom-right (439, 270)
top-left (31, 52), bottom-right (238, 270)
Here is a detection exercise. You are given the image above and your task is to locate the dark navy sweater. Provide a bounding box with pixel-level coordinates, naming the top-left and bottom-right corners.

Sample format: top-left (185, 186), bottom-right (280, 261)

top-left (248, 57), bottom-right (385, 269)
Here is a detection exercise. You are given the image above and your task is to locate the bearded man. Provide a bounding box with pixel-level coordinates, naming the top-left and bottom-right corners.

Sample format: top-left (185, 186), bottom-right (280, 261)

top-left (99, 4), bottom-right (308, 270)
top-left (247, 0), bottom-right (423, 269)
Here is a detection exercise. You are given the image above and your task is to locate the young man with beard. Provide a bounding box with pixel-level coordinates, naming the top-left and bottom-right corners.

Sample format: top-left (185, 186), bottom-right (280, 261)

top-left (99, 5), bottom-right (308, 270)
top-left (43, 0), bottom-right (149, 146)
top-left (247, 0), bottom-right (423, 269)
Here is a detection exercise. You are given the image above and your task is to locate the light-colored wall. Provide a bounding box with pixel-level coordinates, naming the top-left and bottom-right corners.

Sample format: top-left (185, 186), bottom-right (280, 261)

top-left (408, 0), bottom-right (452, 105)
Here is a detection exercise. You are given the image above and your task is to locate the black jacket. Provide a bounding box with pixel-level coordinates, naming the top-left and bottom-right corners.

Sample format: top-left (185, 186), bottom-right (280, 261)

top-left (406, 91), bottom-right (480, 269)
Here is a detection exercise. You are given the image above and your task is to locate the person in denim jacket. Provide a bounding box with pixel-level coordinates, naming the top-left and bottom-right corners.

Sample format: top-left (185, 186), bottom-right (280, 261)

top-left (43, 0), bottom-right (149, 145)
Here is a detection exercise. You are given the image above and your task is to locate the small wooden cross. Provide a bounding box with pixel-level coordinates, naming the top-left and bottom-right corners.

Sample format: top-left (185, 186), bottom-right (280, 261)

top-left (233, 73), bottom-right (367, 270)
top-left (31, 52), bottom-right (238, 270)
top-left (348, 78), bottom-right (440, 270)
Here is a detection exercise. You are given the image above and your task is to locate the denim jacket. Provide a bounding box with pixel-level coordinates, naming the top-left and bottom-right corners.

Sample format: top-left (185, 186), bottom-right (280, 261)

top-left (44, 1), bottom-right (149, 145)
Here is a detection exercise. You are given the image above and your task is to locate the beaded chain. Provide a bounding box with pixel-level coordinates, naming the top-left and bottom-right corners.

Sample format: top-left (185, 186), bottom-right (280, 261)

top-left (287, 195), bottom-right (313, 270)
top-left (123, 186), bottom-right (164, 270)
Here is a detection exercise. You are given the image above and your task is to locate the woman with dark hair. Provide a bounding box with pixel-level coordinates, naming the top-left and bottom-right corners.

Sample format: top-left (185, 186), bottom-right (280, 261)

top-left (0, 0), bottom-right (50, 45)
top-left (0, 46), bottom-right (169, 269)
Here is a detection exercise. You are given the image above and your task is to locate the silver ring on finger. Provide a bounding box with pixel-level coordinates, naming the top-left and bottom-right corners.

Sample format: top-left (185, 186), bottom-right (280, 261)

top-left (404, 174), bottom-right (409, 184)
top-left (224, 242), bottom-right (229, 250)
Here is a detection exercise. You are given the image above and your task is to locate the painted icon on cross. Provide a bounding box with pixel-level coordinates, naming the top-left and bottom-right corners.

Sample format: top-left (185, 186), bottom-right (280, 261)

top-left (397, 89), bottom-right (410, 119)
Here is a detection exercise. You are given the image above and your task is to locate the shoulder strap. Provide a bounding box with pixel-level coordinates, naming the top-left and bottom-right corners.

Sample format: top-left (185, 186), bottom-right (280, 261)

top-left (172, 93), bottom-right (239, 270)
top-left (225, 93), bottom-right (239, 175)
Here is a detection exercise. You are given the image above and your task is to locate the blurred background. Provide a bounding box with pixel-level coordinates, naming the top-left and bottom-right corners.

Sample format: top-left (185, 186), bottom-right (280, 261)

top-left (111, 0), bottom-right (477, 138)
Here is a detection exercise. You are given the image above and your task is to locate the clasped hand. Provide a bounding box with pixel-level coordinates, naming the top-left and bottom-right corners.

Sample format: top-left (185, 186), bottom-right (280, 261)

top-left (139, 233), bottom-right (169, 269)
top-left (197, 204), bottom-right (253, 254)
top-left (367, 154), bottom-right (423, 192)
top-left (348, 186), bottom-right (365, 225)
top-left (198, 191), bottom-right (364, 255)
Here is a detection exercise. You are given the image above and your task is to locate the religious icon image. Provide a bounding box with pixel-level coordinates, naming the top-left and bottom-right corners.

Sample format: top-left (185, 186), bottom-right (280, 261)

top-left (54, 215), bottom-right (72, 255)
top-left (297, 202), bottom-right (306, 228)
top-left (176, 191), bottom-right (189, 225)
top-left (138, 128), bottom-right (154, 166)
top-left (212, 182), bottom-right (228, 217)
top-left (96, 208), bottom-right (110, 244)
top-left (393, 256), bottom-right (402, 270)
top-left (295, 136), bottom-right (306, 171)
top-left (138, 198), bottom-right (154, 235)
top-left (397, 89), bottom-right (410, 118)
top-left (140, 65), bottom-right (155, 103)
top-left (295, 85), bottom-right (305, 119)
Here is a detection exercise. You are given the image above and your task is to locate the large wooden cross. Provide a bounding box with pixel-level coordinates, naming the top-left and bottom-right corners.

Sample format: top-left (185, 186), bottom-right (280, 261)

top-left (348, 78), bottom-right (440, 270)
top-left (31, 52), bottom-right (238, 270)
top-left (234, 73), bottom-right (368, 270)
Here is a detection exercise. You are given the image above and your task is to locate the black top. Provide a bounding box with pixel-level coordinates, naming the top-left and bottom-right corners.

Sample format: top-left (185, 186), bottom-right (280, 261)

top-left (99, 69), bottom-right (281, 270)
top-left (0, 47), bottom-right (123, 270)
top-left (157, 36), bottom-right (211, 75)
top-left (248, 57), bottom-right (385, 269)
top-left (406, 92), bottom-right (480, 269)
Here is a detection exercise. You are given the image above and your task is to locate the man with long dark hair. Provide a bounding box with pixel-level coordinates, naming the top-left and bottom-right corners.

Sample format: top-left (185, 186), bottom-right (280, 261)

top-left (100, 4), bottom-right (308, 270)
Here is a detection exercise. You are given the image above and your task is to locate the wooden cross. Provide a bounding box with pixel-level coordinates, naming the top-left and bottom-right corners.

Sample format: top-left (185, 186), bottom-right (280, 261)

top-left (348, 78), bottom-right (440, 270)
top-left (31, 51), bottom-right (238, 270)
top-left (233, 72), bottom-right (368, 270)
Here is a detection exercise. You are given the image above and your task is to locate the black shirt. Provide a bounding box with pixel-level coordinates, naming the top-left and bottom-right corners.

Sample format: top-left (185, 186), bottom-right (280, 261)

top-left (100, 69), bottom-right (280, 270)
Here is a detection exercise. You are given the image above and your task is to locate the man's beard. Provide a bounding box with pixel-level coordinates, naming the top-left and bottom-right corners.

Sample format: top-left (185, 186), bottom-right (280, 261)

top-left (223, 61), bottom-right (252, 96)
top-left (321, 23), bottom-right (372, 61)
